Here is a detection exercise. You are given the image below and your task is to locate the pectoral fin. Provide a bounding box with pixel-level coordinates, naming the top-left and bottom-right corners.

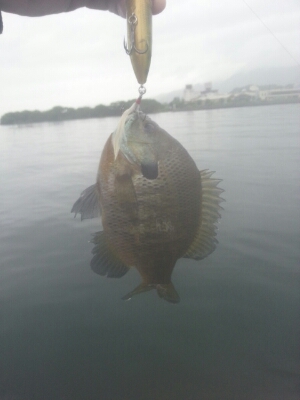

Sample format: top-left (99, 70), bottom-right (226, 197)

top-left (71, 184), bottom-right (101, 220)
top-left (115, 173), bottom-right (138, 220)
top-left (90, 231), bottom-right (129, 278)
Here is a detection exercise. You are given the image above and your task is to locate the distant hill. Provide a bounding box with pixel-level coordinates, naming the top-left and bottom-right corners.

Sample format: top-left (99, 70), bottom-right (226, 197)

top-left (0, 99), bottom-right (165, 125)
top-left (155, 66), bottom-right (300, 103)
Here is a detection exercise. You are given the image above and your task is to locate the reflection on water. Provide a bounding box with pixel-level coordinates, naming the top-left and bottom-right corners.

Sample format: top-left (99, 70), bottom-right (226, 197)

top-left (0, 104), bottom-right (299, 399)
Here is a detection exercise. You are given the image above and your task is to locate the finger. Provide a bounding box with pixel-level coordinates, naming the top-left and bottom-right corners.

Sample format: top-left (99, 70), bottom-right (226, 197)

top-left (0, 0), bottom-right (166, 17)
top-left (90, 0), bottom-right (166, 18)
top-left (152, 0), bottom-right (166, 15)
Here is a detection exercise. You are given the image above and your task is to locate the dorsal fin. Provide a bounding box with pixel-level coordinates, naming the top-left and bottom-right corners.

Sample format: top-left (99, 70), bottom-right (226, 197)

top-left (184, 169), bottom-right (224, 260)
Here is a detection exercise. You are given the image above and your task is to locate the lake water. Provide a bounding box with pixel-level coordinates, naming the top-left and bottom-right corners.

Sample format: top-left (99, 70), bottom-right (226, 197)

top-left (0, 104), bottom-right (299, 400)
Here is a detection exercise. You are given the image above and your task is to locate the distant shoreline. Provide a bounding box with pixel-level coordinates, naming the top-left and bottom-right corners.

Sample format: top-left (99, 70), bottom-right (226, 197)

top-left (170, 98), bottom-right (300, 112)
top-left (1, 98), bottom-right (299, 126)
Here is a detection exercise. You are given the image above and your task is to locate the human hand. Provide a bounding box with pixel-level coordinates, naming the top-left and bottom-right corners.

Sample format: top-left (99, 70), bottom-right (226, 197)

top-left (0, 0), bottom-right (166, 17)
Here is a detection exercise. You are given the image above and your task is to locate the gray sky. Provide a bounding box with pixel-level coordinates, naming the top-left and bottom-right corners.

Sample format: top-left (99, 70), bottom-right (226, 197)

top-left (0, 0), bottom-right (299, 116)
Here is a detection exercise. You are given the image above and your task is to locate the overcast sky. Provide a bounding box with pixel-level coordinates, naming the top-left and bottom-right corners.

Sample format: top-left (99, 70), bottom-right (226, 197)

top-left (0, 0), bottom-right (299, 116)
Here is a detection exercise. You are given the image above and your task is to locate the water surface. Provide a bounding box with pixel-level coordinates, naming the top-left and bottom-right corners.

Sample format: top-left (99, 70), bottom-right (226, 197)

top-left (0, 104), bottom-right (299, 399)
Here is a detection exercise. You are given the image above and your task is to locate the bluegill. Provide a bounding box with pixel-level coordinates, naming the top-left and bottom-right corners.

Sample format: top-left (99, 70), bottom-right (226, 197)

top-left (72, 103), bottom-right (223, 303)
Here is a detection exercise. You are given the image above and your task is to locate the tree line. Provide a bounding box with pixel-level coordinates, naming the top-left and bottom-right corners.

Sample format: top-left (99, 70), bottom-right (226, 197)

top-left (0, 99), bottom-right (166, 125)
top-left (2, 93), bottom-right (298, 125)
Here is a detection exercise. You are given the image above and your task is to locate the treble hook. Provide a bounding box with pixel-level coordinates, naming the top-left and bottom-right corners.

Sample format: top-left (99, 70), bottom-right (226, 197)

top-left (124, 13), bottom-right (149, 55)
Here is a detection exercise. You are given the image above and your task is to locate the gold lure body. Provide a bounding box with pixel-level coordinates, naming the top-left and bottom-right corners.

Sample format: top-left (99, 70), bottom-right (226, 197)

top-left (124, 0), bottom-right (152, 85)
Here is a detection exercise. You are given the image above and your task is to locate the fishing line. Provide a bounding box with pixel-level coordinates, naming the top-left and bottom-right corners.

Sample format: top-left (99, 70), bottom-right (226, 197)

top-left (241, 0), bottom-right (300, 67)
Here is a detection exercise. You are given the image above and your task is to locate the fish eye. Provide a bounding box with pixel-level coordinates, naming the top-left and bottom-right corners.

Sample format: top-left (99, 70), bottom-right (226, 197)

top-left (144, 121), bottom-right (156, 134)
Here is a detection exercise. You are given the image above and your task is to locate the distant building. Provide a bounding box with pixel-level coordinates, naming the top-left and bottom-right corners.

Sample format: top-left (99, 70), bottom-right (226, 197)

top-left (183, 83), bottom-right (300, 105)
top-left (230, 84), bottom-right (300, 101)
top-left (183, 83), bottom-right (229, 104)
top-left (183, 84), bottom-right (197, 102)
top-left (259, 88), bottom-right (300, 101)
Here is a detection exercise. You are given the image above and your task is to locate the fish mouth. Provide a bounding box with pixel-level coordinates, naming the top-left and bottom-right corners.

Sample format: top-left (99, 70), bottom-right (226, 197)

top-left (112, 102), bottom-right (140, 160)
top-left (112, 101), bottom-right (152, 162)
top-left (125, 110), bottom-right (147, 125)
top-left (137, 110), bottom-right (147, 121)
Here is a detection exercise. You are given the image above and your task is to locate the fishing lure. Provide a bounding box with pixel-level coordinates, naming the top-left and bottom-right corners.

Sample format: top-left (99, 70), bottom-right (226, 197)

top-left (124, 0), bottom-right (152, 95)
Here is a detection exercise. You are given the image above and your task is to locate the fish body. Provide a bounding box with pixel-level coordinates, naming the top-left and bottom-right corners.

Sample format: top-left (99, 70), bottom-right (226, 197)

top-left (72, 106), bottom-right (223, 303)
top-left (125, 0), bottom-right (152, 84)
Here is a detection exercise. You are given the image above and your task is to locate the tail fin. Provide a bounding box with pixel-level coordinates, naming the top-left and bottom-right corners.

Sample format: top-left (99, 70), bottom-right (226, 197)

top-left (122, 282), bottom-right (180, 304)
top-left (156, 283), bottom-right (180, 304)
top-left (122, 283), bottom-right (155, 301)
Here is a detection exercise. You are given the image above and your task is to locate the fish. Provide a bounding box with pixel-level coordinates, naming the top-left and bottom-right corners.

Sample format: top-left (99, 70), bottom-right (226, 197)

top-left (124, 0), bottom-right (152, 85)
top-left (71, 101), bottom-right (224, 303)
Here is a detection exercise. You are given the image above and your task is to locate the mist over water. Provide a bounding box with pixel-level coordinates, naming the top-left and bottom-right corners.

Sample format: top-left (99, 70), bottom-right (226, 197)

top-left (0, 104), bottom-right (299, 399)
